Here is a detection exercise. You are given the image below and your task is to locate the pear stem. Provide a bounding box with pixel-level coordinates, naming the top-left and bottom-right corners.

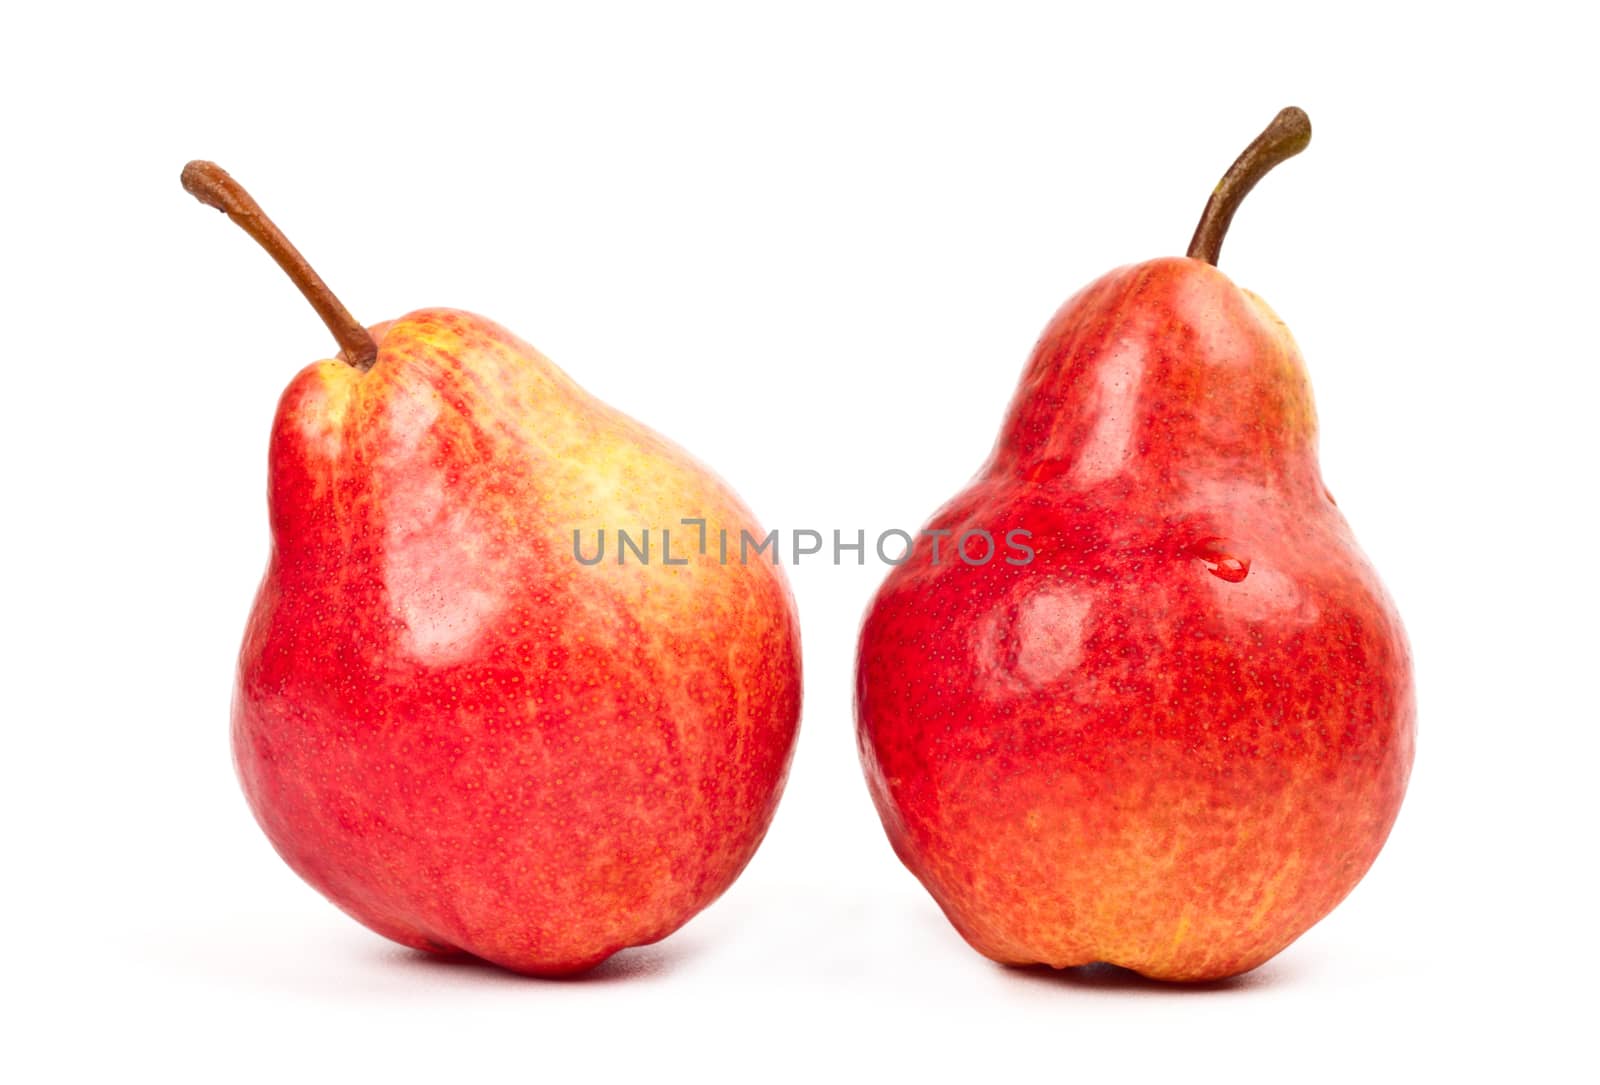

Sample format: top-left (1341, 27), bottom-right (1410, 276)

top-left (180, 161), bottom-right (377, 370)
top-left (1186, 107), bottom-right (1312, 267)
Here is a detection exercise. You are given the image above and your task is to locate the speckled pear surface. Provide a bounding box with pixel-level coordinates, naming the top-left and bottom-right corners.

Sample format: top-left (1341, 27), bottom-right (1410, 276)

top-left (236, 309), bottom-right (802, 975)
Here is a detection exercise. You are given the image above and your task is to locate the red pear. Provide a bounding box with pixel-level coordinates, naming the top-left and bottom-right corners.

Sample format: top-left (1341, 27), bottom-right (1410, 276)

top-left (186, 163), bottom-right (802, 976)
top-left (855, 109), bottom-right (1414, 981)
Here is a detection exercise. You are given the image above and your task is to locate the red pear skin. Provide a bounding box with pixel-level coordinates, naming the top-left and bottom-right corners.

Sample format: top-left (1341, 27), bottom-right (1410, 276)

top-left (236, 309), bottom-right (802, 975)
top-left (855, 257), bottom-right (1414, 981)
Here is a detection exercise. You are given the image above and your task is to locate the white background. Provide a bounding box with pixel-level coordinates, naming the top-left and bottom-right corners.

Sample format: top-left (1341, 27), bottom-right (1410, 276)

top-left (5, 2), bottom-right (1595, 1080)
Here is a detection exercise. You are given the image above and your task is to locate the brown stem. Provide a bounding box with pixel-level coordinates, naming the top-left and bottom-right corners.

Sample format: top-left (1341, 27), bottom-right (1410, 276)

top-left (180, 161), bottom-right (377, 370)
top-left (1186, 107), bottom-right (1312, 266)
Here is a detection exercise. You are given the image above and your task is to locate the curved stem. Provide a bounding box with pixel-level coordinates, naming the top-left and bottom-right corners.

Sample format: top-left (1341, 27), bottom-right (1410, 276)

top-left (1186, 107), bottom-right (1312, 267)
top-left (181, 161), bottom-right (377, 370)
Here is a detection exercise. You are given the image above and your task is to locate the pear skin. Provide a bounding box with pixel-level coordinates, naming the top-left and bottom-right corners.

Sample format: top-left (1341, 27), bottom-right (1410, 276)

top-left (241, 310), bottom-right (802, 974)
